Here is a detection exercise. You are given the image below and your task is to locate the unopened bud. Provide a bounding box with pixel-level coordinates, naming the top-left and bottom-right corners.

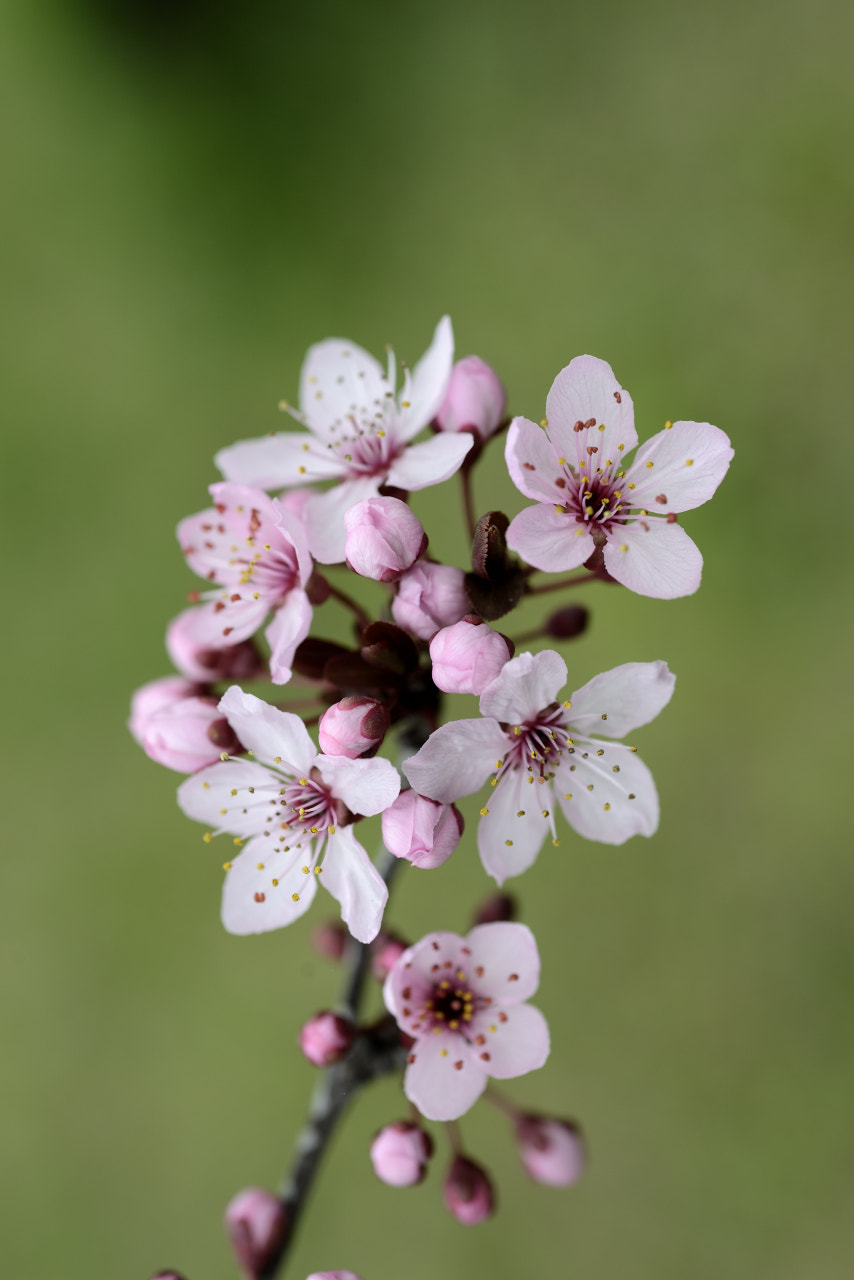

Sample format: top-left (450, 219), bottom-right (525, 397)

top-left (224, 1187), bottom-right (288, 1278)
top-left (435, 355), bottom-right (506, 442)
top-left (370, 931), bottom-right (409, 982)
top-left (298, 1011), bottom-right (355, 1067)
top-left (370, 1120), bottom-right (434, 1187)
top-left (313, 919), bottom-right (348, 962)
top-left (130, 679), bottom-right (241, 773)
top-left (442, 1155), bottom-right (495, 1225)
top-left (544, 604), bottom-right (589, 640)
top-left (150, 1273), bottom-right (188, 1279)
top-left (391, 561), bottom-right (469, 641)
top-left (344, 496), bottom-right (427, 583)
top-left (382, 790), bottom-right (464, 870)
top-left (307, 1272), bottom-right (365, 1280)
top-left (471, 893), bottom-right (517, 926)
top-left (515, 1116), bottom-right (585, 1186)
top-left (318, 696), bottom-right (389, 759)
top-left (429, 616), bottom-right (512, 695)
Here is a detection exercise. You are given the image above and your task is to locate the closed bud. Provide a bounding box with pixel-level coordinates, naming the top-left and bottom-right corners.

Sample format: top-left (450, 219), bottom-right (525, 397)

top-left (442, 1155), bottom-right (495, 1225)
top-left (344, 496), bottom-right (427, 583)
top-left (224, 1187), bottom-right (288, 1278)
top-left (391, 561), bottom-right (469, 641)
top-left (298, 1011), bottom-right (355, 1067)
top-left (370, 1120), bottom-right (434, 1187)
top-left (370, 930), bottom-right (409, 982)
top-left (544, 604), bottom-right (589, 640)
top-left (150, 1273), bottom-right (188, 1279)
top-left (435, 355), bottom-right (506, 442)
top-left (319, 696), bottom-right (389, 759)
top-left (130, 679), bottom-right (241, 773)
top-left (471, 893), bottom-right (517, 926)
top-left (382, 790), bottom-right (464, 870)
top-left (312, 919), bottom-right (348, 962)
top-left (515, 1116), bottom-right (585, 1187)
top-left (429, 616), bottom-right (512, 695)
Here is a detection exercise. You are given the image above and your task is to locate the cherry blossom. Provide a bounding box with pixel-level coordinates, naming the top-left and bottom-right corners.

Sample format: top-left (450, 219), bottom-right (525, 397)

top-left (178, 687), bottom-right (400, 942)
top-left (215, 317), bottom-right (473, 563)
top-left (403, 649), bottom-right (674, 884)
top-left (383, 922), bottom-right (549, 1121)
top-left (505, 354), bottom-right (733, 597)
top-left (176, 482), bottom-right (313, 684)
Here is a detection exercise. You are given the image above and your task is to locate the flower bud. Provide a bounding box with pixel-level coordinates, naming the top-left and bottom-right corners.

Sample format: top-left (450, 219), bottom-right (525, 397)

top-left (435, 355), bottom-right (506, 442)
top-left (515, 1116), bottom-right (585, 1186)
top-left (318, 696), bottom-right (389, 759)
top-left (129, 676), bottom-right (200, 741)
top-left (150, 1273), bottom-right (188, 1279)
top-left (471, 893), bottom-right (517, 926)
top-left (442, 1156), bottom-right (495, 1225)
top-left (307, 1272), bottom-right (365, 1280)
top-left (141, 696), bottom-right (240, 773)
top-left (391, 561), bottom-right (469, 641)
top-left (344, 496), bottom-right (427, 583)
top-left (544, 604), bottom-right (589, 641)
top-left (224, 1187), bottom-right (288, 1278)
top-left (381, 790), bottom-right (464, 870)
top-left (167, 609), bottom-right (266, 682)
top-left (313, 919), bottom-right (348, 962)
top-left (298, 1011), bottom-right (355, 1067)
top-left (370, 1120), bottom-right (434, 1187)
top-left (370, 931), bottom-right (409, 982)
top-left (429, 616), bottom-right (512, 695)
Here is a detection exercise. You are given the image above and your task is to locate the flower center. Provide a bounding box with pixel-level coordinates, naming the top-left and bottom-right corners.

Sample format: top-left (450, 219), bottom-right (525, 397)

top-left (280, 774), bottom-right (338, 835)
top-left (333, 424), bottom-right (401, 479)
top-left (556, 463), bottom-right (629, 532)
top-left (500, 705), bottom-right (573, 783)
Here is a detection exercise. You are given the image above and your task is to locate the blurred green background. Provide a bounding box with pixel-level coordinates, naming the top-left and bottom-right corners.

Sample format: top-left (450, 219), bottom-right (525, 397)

top-left (2, 0), bottom-right (852, 1277)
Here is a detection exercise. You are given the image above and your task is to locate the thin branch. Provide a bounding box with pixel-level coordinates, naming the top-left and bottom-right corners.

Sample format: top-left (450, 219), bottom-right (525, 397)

top-left (460, 466), bottom-right (477, 542)
top-left (324, 580), bottom-right (373, 632)
top-left (524, 572), bottom-right (598, 596)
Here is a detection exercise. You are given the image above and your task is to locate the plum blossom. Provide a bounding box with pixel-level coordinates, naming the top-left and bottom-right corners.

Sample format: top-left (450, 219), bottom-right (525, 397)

top-left (383, 922), bottom-right (549, 1121)
top-left (403, 649), bottom-right (674, 884)
top-left (505, 355), bottom-right (733, 597)
top-left (429, 616), bottom-right (513, 695)
top-left (344, 496), bottom-right (427, 582)
top-left (215, 317), bottom-right (474, 563)
top-left (178, 687), bottom-right (400, 942)
top-left (177, 482), bottom-right (313, 684)
top-left (390, 560), bottom-right (469, 640)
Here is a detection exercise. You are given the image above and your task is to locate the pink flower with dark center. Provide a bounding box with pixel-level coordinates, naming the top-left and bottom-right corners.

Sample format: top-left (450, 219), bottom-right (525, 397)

top-left (505, 355), bottom-right (733, 597)
top-left (177, 482), bottom-right (313, 684)
top-left (403, 649), bottom-right (674, 884)
top-left (215, 318), bottom-right (474, 563)
top-left (383, 922), bottom-right (549, 1121)
top-left (178, 686), bottom-right (400, 942)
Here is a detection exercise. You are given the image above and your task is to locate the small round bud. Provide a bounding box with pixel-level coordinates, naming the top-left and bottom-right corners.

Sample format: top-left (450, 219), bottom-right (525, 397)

top-left (391, 561), bottom-right (469, 641)
top-left (318, 696), bottom-right (389, 759)
top-left (515, 1116), bottom-right (586, 1186)
top-left (429, 617), bottom-right (512, 695)
top-left (544, 604), bottom-right (589, 640)
top-left (370, 931), bottom-right (409, 982)
top-left (344, 496), bottom-right (427, 583)
top-left (298, 1011), bottom-right (355, 1067)
top-left (370, 1120), bottom-right (434, 1187)
top-left (471, 893), bottom-right (517, 926)
top-left (435, 355), bottom-right (506, 442)
top-left (442, 1155), bottom-right (495, 1225)
top-left (307, 1272), bottom-right (365, 1280)
top-left (224, 1187), bottom-right (288, 1278)
top-left (382, 790), bottom-right (464, 870)
top-left (312, 919), bottom-right (348, 962)
top-left (129, 679), bottom-right (241, 773)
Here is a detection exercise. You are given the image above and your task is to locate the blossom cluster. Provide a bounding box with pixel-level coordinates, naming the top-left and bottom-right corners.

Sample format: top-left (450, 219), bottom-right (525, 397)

top-left (132, 319), bottom-right (731, 1276)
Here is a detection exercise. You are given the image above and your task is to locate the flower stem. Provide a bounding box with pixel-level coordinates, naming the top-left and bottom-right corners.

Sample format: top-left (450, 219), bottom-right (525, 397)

top-left (325, 580), bottom-right (373, 632)
top-left (460, 466), bottom-right (477, 542)
top-left (524, 572), bottom-right (598, 595)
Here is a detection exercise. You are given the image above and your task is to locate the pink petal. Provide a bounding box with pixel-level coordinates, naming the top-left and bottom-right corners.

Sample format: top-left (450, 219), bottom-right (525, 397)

top-left (299, 338), bottom-right (389, 440)
top-left (402, 719), bottom-right (509, 805)
top-left (386, 432), bottom-right (473, 491)
top-left (477, 772), bottom-right (553, 885)
top-left (394, 315), bottom-right (455, 443)
top-left (603, 519), bottom-right (703, 597)
top-left (273, 500), bottom-right (314, 587)
top-left (568, 660), bottom-right (675, 738)
top-left (403, 1032), bottom-right (487, 1121)
top-left (467, 1002), bottom-right (550, 1079)
top-left (221, 840), bottom-right (318, 935)
top-left (382, 931), bottom-right (462, 1021)
top-left (313, 754), bottom-right (401, 818)
top-left (624, 421), bottom-right (734, 512)
top-left (545, 354), bottom-right (638, 463)
top-left (556, 747), bottom-right (659, 844)
top-left (479, 650), bottom-right (568, 725)
top-left (505, 418), bottom-right (564, 503)
top-left (177, 759), bottom-right (276, 836)
top-left (215, 432), bottom-right (342, 489)
top-left (265, 589), bottom-right (313, 685)
top-left (178, 595), bottom-right (269, 649)
top-left (505, 503), bottom-right (596, 573)
top-left (319, 826), bottom-right (388, 943)
top-left (217, 686), bottom-right (316, 774)
top-left (300, 476), bottom-right (383, 564)
top-left (466, 922), bottom-right (541, 1003)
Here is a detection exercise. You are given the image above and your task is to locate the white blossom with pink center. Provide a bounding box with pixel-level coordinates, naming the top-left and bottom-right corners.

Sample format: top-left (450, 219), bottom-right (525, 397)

top-left (177, 482), bottom-right (314, 684)
top-left (403, 650), bottom-right (674, 884)
top-left (383, 922), bottom-right (549, 1121)
top-left (214, 317), bottom-right (474, 563)
top-left (505, 354), bottom-right (733, 597)
top-left (178, 687), bottom-right (400, 942)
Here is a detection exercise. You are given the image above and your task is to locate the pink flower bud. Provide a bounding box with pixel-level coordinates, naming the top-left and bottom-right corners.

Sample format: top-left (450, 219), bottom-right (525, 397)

top-left (442, 1156), bottom-right (495, 1225)
top-left (141, 696), bottom-right (240, 773)
top-left (429, 616), bottom-right (512, 695)
top-left (224, 1187), bottom-right (288, 1278)
top-left (151, 1273), bottom-right (188, 1279)
top-left (435, 355), bottom-right (506, 442)
top-left (391, 561), bottom-right (469, 641)
top-left (344, 496), bottom-right (427, 583)
top-left (370, 1120), bottom-right (434, 1187)
top-left (307, 1272), bottom-right (365, 1280)
top-left (129, 676), bottom-right (200, 740)
top-left (313, 919), bottom-right (348, 962)
top-left (381, 790), bottom-right (464, 870)
top-left (318, 696), bottom-right (389, 759)
top-left (370, 931), bottom-right (409, 982)
top-left (515, 1116), bottom-right (586, 1186)
top-left (167, 609), bottom-right (266, 682)
top-left (298, 1011), bottom-right (354, 1067)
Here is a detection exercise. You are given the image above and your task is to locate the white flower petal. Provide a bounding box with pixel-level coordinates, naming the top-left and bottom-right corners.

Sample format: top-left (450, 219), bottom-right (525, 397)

top-left (403, 719), bottom-right (509, 805)
top-left (386, 432), bottom-right (473, 491)
top-left (603, 518), bottom-right (703, 598)
top-left (215, 432), bottom-right (342, 489)
top-left (625, 421), bottom-right (733, 512)
top-left (299, 338), bottom-right (388, 440)
top-left (403, 1033), bottom-right (486, 1121)
top-left (505, 417), bottom-right (565, 502)
top-left (479, 650), bottom-right (568, 724)
top-left (468, 1002), bottom-right (550, 1079)
top-left (217, 686), bottom-right (316, 774)
top-left (505, 503), bottom-right (596, 573)
top-left (466, 922), bottom-right (541, 1003)
top-left (556, 746), bottom-right (659, 844)
top-left (545, 354), bottom-right (638, 463)
top-left (300, 477), bottom-right (383, 563)
top-left (177, 759), bottom-right (277, 836)
top-left (477, 771), bottom-right (553, 885)
top-left (319, 826), bottom-right (388, 943)
top-left (221, 839), bottom-right (318, 935)
top-left (568, 660), bottom-right (675, 738)
top-left (394, 315), bottom-right (454, 443)
top-left (265, 589), bottom-right (313, 685)
top-left (314, 755), bottom-right (401, 818)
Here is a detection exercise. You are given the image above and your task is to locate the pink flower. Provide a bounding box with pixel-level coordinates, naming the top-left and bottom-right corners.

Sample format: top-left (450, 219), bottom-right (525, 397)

top-left (298, 1011), bottom-right (354, 1066)
top-left (435, 355), bottom-right (506, 442)
top-left (381, 790), bottom-right (464, 869)
top-left (178, 686), bottom-right (400, 942)
top-left (370, 1120), bottom-right (433, 1187)
top-left (515, 1115), bottom-right (585, 1186)
top-left (216, 318), bottom-right (474, 563)
top-left (403, 649), bottom-right (674, 884)
top-left (344, 496), bottom-right (427, 583)
top-left (318, 697), bottom-right (389, 759)
top-left (505, 355), bottom-right (733, 597)
top-left (383, 922), bottom-right (549, 1121)
top-left (442, 1156), bottom-right (495, 1225)
top-left (391, 561), bottom-right (470, 641)
top-left (429, 617), bottom-right (513, 695)
top-left (224, 1187), bottom-right (288, 1278)
top-left (177, 482), bottom-right (314, 684)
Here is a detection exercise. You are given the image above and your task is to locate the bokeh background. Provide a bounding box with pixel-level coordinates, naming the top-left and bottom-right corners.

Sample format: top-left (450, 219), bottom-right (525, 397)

top-left (3, 0), bottom-right (852, 1277)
